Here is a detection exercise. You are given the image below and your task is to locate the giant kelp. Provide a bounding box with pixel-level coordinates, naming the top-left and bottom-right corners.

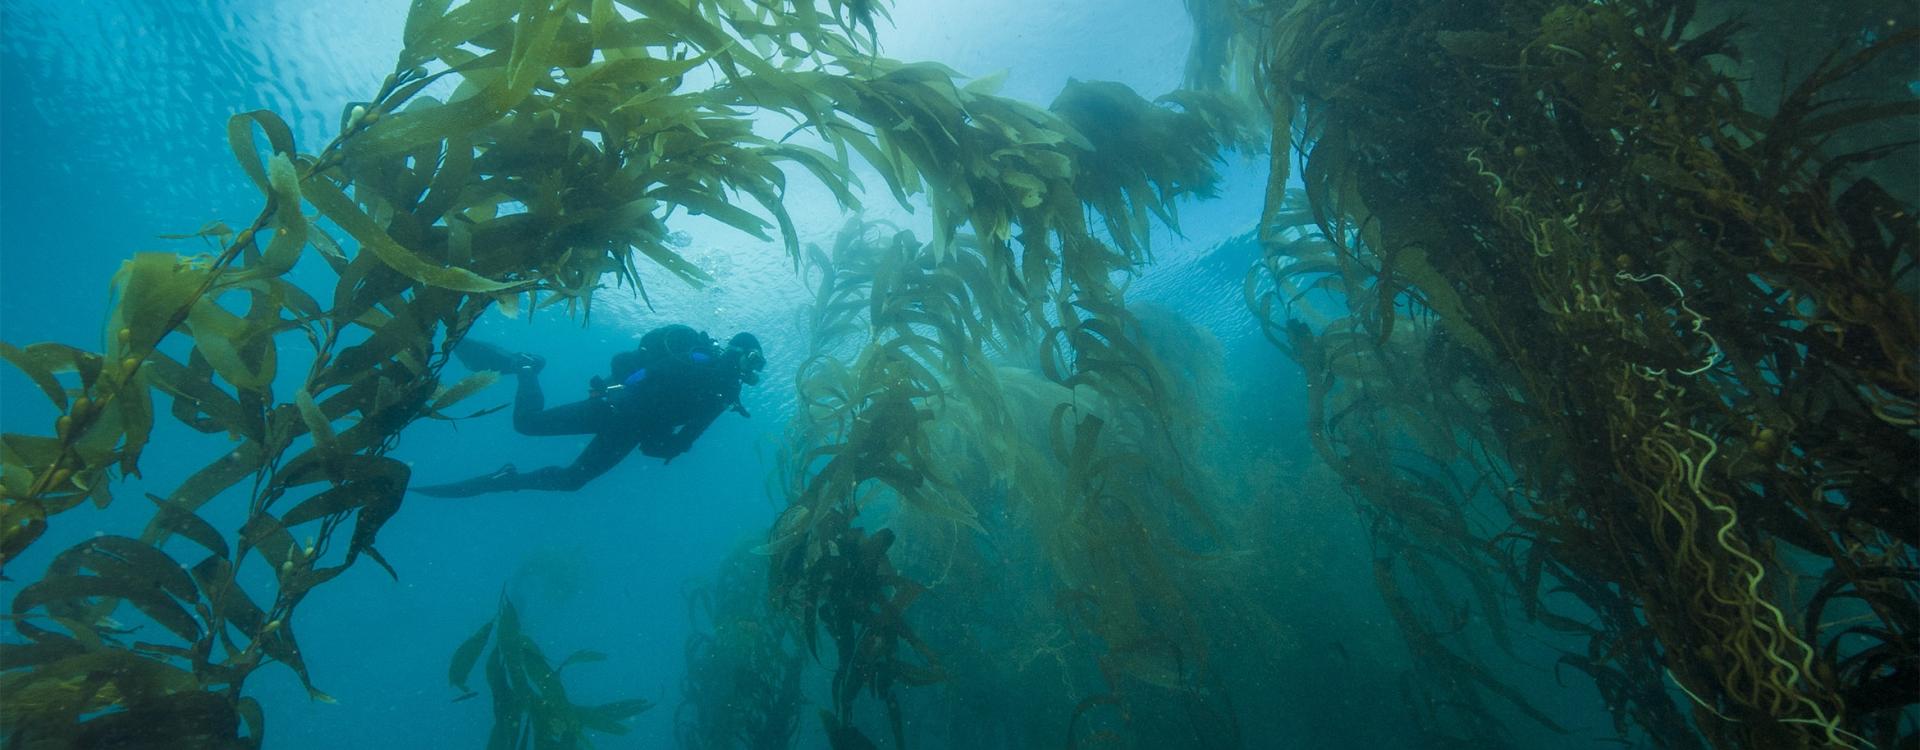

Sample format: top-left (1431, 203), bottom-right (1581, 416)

top-left (770, 214), bottom-right (1246, 747)
top-left (2, 0), bottom-right (1254, 745)
top-left (1212, 0), bottom-right (1916, 747)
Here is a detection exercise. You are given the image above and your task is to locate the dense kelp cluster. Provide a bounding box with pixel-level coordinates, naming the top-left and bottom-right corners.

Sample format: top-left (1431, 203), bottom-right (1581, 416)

top-left (768, 217), bottom-right (1245, 747)
top-left (1214, 0), bottom-right (1917, 747)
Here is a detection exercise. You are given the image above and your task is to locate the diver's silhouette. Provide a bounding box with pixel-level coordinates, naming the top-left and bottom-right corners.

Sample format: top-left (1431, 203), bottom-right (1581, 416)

top-left (414, 325), bottom-right (765, 497)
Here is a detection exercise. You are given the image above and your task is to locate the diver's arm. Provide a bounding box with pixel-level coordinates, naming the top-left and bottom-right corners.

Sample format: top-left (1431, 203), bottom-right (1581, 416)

top-left (660, 405), bottom-right (723, 462)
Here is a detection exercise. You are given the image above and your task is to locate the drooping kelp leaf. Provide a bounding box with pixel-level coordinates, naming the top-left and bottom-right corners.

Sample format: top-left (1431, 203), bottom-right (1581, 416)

top-left (1, 436), bottom-right (94, 517)
top-left (449, 620), bottom-right (494, 697)
top-left (45, 535), bottom-right (199, 604)
top-left (70, 688), bottom-right (248, 748)
top-left (109, 254), bottom-right (214, 365)
top-left (502, 1), bottom-right (570, 89)
top-left (183, 294), bottom-right (279, 392)
top-left (235, 696), bottom-right (266, 748)
top-left (0, 648), bottom-right (201, 742)
top-left (264, 453), bottom-right (409, 577)
top-left (2, 341), bottom-right (159, 487)
top-left (142, 350), bottom-right (261, 440)
top-left (21, 537), bottom-right (205, 648)
top-left (555, 649), bottom-right (608, 672)
top-left (574, 704), bottom-right (638, 735)
top-left (0, 341), bottom-right (73, 411)
top-left (1050, 80), bottom-right (1253, 253)
top-left (594, 697), bottom-right (656, 721)
top-left (12, 572), bottom-right (201, 644)
top-left (266, 620), bottom-right (333, 705)
top-left (454, 592), bottom-right (652, 746)
top-left (189, 556), bottom-right (268, 641)
top-left (237, 512), bottom-right (300, 584)
top-left (0, 624), bottom-right (93, 676)
top-left (399, 0), bottom-right (519, 70)
top-left (302, 178), bottom-right (517, 293)
top-left (226, 154), bottom-right (311, 283)
top-left (292, 387), bottom-right (336, 451)
top-left (428, 370), bottom-right (501, 415)
top-left (196, 546), bottom-right (334, 704)
top-left (0, 499), bottom-right (49, 569)
top-left (278, 470), bottom-right (399, 527)
top-left (226, 110), bottom-right (297, 196)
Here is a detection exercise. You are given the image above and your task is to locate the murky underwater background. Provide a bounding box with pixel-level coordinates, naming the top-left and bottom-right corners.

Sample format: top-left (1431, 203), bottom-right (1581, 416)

top-left (2, 1), bottom-right (1914, 748)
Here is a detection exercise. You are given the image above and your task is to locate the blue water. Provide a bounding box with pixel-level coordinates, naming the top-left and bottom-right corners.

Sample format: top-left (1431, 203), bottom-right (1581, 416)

top-left (0, 2), bottom-right (1291, 747)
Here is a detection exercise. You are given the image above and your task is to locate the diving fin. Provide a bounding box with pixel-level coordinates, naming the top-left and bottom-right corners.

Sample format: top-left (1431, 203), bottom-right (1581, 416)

top-left (454, 340), bottom-right (519, 372)
top-left (455, 340), bottom-right (543, 374)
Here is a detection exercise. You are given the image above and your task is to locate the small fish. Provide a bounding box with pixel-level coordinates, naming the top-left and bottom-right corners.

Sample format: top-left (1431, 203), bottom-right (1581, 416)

top-left (1329, 641), bottom-right (1351, 662)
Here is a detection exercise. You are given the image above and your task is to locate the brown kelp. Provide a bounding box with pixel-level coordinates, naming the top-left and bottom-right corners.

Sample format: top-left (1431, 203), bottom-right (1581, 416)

top-left (3, 0), bottom-right (1256, 745)
top-left (1214, 0), bottom-right (1916, 747)
top-left (772, 212), bottom-right (1248, 747)
top-left (448, 593), bottom-right (653, 748)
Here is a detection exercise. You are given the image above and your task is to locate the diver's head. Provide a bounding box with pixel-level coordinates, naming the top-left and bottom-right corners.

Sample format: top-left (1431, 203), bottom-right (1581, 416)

top-left (726, 332), bottom-right (765, 385)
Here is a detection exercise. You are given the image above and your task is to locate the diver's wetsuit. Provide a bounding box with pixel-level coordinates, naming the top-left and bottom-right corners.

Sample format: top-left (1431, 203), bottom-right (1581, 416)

top-left (414, 349), bottom-right (744, 497)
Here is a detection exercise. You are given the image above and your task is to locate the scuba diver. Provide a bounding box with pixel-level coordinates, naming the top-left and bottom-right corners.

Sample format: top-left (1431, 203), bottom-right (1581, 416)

top-left (413, 324), bottom-right (765, 498)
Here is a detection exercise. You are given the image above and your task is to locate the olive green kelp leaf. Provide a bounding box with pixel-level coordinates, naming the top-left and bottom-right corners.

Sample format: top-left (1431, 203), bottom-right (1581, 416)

top-left (302, 179), bottom-right (518, 293)
top-left (449, 619), bottom-right (494, 699)
top-left (0, 342), bottom-right (73, 411)
top-left (108, 253), bottom-right (211, 376)
top-left (451, 592), bottom-right (652, 746)
top-left (400, 0), bottom-right (519, 71)
top-left (13, 536), bottom-right (204, 644)
top-left (0, 650), bottom-right (204, 746)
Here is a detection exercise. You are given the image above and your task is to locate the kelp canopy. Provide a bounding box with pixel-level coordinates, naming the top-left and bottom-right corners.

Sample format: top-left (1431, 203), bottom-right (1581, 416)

top-left (1, 0), bottom-right (1915, 748)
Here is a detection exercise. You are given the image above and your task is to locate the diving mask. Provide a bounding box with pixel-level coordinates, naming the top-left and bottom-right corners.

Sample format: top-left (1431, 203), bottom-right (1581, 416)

top-left (735, 346), bottom-right (765, 385)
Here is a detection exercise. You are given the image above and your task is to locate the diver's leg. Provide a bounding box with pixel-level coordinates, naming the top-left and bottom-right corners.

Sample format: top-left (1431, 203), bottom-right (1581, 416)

top-left (415, 430), bottom-right (641, 496)
top-left (454, 339), bottom-right (519, 371)
top-left (509, 431), bottom-right (644, 491)
top-left (513, 381), bottom-right (623, 437)
top-left (411, 464), bottom-right (525, 498)
top-left (511, 369), bottom-right (548, 430)
top-left (505, 351), bottom-right (611, 437)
